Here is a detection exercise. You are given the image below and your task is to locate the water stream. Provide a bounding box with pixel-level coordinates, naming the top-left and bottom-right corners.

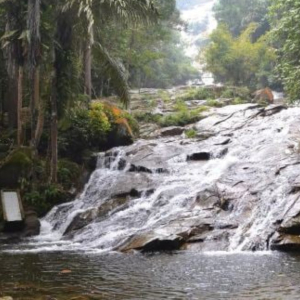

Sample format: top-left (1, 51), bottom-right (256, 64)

top-left (1, 251), bottom-right (300, 299)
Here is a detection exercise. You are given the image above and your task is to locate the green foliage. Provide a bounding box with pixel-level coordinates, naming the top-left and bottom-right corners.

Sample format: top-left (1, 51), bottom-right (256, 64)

top-left (185, 128), bottom-right (197, 139)
top-left (58, 159), bottom-right (81, 189)
top-left (0, 148), bottom-right (32, 188)
top-left (59, 101), bottom-right (137, 162)
top-left (220, 86), bottom-right (251, 100)
top-left (232, 97), bottom-right (245, 105)
top-left (270, 0), bottom-right (300, 101)
top-left (158, 109), bottom-right (203, 127)
top-left (95, 1), bottom-right (198, 90)
top-left (179, 87), bottom-right (216, 101)
top-left (24, 184), bottom-right (71, 217)
top-left (158, 90), bottom-right (171, 103)
top-left (214, 0), bottom-right (270, 38)
top-left (133, 112), bottom-right (161, 124)
top-left (59, 103), bottom-right (111, 161)
top-left (203, 24), bottom-right (276, 89)
top-left (206, 99), bottom-right (223, 108)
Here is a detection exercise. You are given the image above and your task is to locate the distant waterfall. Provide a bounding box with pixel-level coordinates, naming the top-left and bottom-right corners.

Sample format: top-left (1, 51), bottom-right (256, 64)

top-left (178, 0), bottom-right (218, 85)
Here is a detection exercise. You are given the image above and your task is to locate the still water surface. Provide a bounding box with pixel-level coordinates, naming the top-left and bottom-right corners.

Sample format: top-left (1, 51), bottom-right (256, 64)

top-left (0, 251), bottom-right (299, 300)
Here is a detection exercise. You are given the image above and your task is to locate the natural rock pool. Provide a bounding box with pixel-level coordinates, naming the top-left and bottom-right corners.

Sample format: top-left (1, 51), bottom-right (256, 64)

top-left (1, 251), bottom-right (300, 299)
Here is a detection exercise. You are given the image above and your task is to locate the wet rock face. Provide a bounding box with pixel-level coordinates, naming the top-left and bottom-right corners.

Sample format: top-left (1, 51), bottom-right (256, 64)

top-left (43, 104), bottom-right (300, 253)
top-left (159, 126), bottom-right (185, 137)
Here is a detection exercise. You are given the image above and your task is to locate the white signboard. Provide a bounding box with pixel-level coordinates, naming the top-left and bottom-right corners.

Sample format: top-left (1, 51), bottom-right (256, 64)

top-left (1, 191), bottom-right (23, 222)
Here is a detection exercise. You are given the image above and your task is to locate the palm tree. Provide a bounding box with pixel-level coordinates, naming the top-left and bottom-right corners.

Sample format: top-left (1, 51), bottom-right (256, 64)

top-left (64, 0), bottom-right (158, 105)
top-left (48, 0), bottom-right (158, 183)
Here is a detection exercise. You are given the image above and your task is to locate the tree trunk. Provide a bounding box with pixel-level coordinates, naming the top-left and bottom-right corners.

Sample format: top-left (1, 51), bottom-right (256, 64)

top-left (17, 66), bottom-right (23, 146)
top-left (50, 70), bottom-right (58, 183)
top-left (84, 42), bottom-right (92, 99)
top-left (28, 0), bottom-right (41, 148)
top-left (7, 73), bottom-right (18, 128)
top-left (34, 67), bottom-right (44, 148)
top-left (84, 30), bottom-right (94, 100)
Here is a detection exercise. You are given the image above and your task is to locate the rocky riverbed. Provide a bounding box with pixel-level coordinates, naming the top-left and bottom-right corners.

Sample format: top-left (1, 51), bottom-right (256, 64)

top-left (8, 100), bottom-right (297, 254)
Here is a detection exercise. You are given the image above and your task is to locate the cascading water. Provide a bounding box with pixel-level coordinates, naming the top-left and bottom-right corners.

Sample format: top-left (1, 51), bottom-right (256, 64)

top-left (178, 0), bottom-right (218, 85)
top-left (10, 103), bottom-right (300, 254)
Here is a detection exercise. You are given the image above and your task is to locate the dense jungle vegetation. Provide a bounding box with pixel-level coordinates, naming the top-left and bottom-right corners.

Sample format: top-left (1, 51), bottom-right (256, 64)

top-left (203, 0), bottom-right (300, 98)
top-left (0, 0), bottom-right (198, 215)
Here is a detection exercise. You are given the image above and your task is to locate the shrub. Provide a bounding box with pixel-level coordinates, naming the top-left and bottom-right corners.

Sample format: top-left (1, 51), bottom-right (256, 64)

top-left (158, 90), bottom-right (171, 103)
top-left (59, 101), bottom-right (137, 162)
top-left (185, 129), bottom-right (197, 138)
top-left (158, 110), bottom-right (202, 127)
top-left (206, 99), bottom-right (224, 107)
top-left (24, 184), bottom-right (71, 217)
top-left (180, 87), bottom-right (216, 101)
top-left (58, 159), bottom-right (81, 189)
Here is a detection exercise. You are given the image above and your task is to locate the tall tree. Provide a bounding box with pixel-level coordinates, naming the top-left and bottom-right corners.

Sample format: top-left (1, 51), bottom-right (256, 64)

top-left (1, 0), bottom-right (26, 144)
top-left (47, 0), bottom-right (158, 182)
top-left (270, 0), bottom-right (300, 100)
top-left (214, 0), bottom-right (270, 39)
top-left (27, 0), bottom-right (42, 148)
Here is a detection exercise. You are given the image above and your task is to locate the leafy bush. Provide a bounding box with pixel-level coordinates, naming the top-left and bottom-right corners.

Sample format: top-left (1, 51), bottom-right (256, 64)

top-left (180, 87), bottom-right (215, 101)
top-left (59, 102), bottom-right (137, 162)
top-left (24, 184), bottom-right (71, 217)
top-left (58, 159), bottom-right (81, 189)
top-left (206, 99), bottom-right (224, 107)
top-left (158, 90), bottom-right (171, 103)
top-left (158, 110), bottom-right (203, 127)
top-left (185, 129), bottom-right (197, 138)
top-left (232, 97), bottom-right (245, 105)
top-left (133, 112), bottom-right (161, 123)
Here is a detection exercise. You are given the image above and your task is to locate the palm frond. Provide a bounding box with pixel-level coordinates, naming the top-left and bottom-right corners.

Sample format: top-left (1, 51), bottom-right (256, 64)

top-left (95, 42), bottom-right (130, 108)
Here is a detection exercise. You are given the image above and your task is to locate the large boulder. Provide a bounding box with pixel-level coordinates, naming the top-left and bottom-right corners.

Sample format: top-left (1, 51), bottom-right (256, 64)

top-left (252, 87), bottom-right (274, 104)
top-left (118, 233), bottom-right (185, 253)
top-left (270, 233), bottom-right (300, 252)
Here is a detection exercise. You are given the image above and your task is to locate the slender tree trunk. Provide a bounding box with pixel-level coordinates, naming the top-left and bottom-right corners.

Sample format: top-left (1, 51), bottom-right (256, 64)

top-left (28, 0), bottom-right (41, 148)
top-left (34, 67), bottom-right (44, 147)
top-left (17, 66), bottom-right (23, 146)
top-left (30, 71), bottom-right (36, 148)
top-left (50, 70), bottom-right (58, 183)
top-left (84, 30), bottom-right (94, 100)
top-left (84, 42), bottom-right (92, 99)
top-left (7, 73), bottom-right (18, 128)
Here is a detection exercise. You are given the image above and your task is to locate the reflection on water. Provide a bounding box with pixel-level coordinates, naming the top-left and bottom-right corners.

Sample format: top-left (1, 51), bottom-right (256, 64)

top-left (1, 251), bottom-right (300, 299)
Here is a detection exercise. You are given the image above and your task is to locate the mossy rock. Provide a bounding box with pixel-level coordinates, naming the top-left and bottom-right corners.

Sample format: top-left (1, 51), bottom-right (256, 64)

top-left (0, 147), bottom-right (32, 188)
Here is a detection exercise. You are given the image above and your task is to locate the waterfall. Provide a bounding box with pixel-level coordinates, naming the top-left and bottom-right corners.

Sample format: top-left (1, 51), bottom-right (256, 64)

top-left (178, 0), bottom-right (218, 85)
top-left (22, 104), bottom-right (300, 254)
